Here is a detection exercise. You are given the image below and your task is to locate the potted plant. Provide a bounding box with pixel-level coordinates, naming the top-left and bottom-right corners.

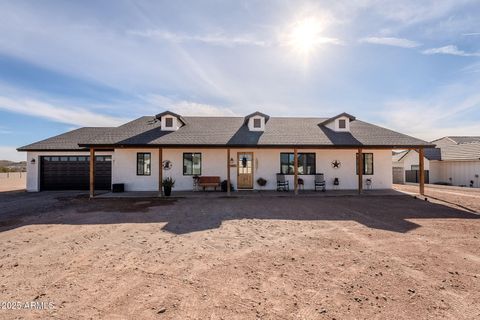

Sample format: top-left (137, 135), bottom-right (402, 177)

top-left (221, 180), bottom-right (234, 192)
top-left (162, 177), bottom-right (175, 196)
top-left (256, 177), bottom-right (267, 187)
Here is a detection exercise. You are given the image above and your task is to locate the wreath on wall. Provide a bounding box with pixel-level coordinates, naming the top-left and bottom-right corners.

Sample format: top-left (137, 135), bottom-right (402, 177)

top-left (162, 160), bottom-right (173, 170)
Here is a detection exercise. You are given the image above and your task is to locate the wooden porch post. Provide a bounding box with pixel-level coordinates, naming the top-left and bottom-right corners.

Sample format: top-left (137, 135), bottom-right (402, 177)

top-left (227, 148), bottom-right (231, 196)
top-left (159, 148), bottom-right (163, 196)
top-left (357, 148), bottom-right (363, 194)
top-left (294, 148), bottom-right (298, 195)
top-left (89, 147), bottom-right (95, 198)
top-left (419, 147), bottom-right (425, 195)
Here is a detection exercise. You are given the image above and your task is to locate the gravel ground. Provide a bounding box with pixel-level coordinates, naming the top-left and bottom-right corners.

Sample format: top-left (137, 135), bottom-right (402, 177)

top-left (0, 191), bottom-right (479, 319)
top-left (394, 184), bottom-right (480, 213)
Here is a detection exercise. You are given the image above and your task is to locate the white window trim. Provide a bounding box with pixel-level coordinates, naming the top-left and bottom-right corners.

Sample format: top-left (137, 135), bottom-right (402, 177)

top-left (248, 116), bottom-right (265, 131)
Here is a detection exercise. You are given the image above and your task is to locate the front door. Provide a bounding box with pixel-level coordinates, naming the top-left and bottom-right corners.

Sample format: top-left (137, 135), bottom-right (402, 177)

top-left (237, 152), bottom-right (254, 189)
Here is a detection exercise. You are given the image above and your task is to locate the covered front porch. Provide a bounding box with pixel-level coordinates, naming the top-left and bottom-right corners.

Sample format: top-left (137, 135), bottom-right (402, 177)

top-left (87, 146), bottom-right (427, 198)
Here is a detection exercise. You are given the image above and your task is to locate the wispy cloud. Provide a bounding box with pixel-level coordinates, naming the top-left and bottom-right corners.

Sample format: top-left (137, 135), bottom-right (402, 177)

top-left (0, 96), bottom-right (128, 127)
top-left (422, 45), bottom-right (480, 57)
top-left (462, 32), bottom-right (480, 36)
top-left (379, 84), bottom-right (480, 141)
top-left (0, 126), bottom-right (12, 134)
top-left (359, 37), bottom-right (421, 48)
top-left (461, 62), bottom-right (480, 74)
top-left (366, 0), bottom-right (473, 25)
top-left (130, 28), bottom-right (344, 51)
top-left (129, 29), bottom-right (270, 47)
top-left (141, 94), bottom-right (239, 116)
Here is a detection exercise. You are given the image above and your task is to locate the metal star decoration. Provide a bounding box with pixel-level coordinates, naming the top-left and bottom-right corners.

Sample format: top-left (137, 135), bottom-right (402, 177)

top-left (331, 160), bottom-right (341, 169)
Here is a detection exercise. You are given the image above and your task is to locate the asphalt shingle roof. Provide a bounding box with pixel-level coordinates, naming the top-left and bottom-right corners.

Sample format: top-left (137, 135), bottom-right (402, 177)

top-left (18, 115), bottom-right (434, 151)
top-left (436, 143), bottom-right (480, 161)
top-left (424, 148), bottom-right (442, 161)
top-left (447, 136), bottom-right (480, 144)
top-left (17, 127), bottom-right (113, 151)
top-left (425, 136), bottom-right (480, 161)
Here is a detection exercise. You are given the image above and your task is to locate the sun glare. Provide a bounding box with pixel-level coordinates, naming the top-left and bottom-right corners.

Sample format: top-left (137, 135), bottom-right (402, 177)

top-left (287, 17), bottom-right (324, 55)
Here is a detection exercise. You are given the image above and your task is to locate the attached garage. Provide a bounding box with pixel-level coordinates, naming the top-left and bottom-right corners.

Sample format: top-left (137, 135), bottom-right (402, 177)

top-left (40, 155), bottom-right (112, 190)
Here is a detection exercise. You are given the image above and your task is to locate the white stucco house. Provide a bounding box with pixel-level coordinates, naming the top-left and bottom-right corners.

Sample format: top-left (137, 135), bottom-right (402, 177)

top-left (392, 149), bottom-right (431, 184)
top-left (392, 136), bottom-right (480, 188)
top-left (18, 111), bottom-right (433, 196)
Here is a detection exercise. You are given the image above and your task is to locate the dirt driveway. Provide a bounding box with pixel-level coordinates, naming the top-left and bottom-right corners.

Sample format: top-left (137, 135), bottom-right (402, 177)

top-left (0, 191), bottom-right (479, 319)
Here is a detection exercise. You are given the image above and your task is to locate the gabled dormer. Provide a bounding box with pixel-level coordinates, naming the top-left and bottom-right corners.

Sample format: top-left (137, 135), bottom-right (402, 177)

top-left (155, 111), bottom-right (186, 131)
top-left (320, 112), bottom-right (356, 132)
top-left (244, 111), bottom-right (270, 132)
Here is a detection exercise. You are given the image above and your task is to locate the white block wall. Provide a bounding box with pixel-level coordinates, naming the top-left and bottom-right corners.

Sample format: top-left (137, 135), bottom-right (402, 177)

top-left (429, 160), bottom-right (480, 187)
top-left (400, 150), bottom-right (430, 171)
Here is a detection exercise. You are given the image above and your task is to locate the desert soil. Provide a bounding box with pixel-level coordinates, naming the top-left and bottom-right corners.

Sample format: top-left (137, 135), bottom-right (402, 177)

top-left (394, 184), bottom-right (480, 213)
top-left (0, 191), bottom-right (479, 319)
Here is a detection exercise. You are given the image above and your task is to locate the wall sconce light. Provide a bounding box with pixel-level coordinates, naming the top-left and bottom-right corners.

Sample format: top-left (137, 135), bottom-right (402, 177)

top-left (229, 157), bottom-right (235, 166)
top-left (30, 158), bottom-right (36, 164)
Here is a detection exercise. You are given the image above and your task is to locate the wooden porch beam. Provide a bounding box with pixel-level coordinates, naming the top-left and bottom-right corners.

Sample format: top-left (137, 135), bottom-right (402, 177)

top-left (419, 147), bottom-right (425, 195)
top-left (227, 148), bottom-right (231, 196)
top-left (294, 148), bottom-right (298, 195)
top-left (358, 148), bottom-right (363, 194)
top-left (159, 148), bottom-right (163, 196)
top-left (89, 147), bottom-right (95, 198)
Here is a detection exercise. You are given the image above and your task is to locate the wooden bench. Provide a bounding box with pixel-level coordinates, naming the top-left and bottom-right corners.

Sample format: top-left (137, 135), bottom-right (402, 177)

top-left (198, 176), bottom-right (221, 191)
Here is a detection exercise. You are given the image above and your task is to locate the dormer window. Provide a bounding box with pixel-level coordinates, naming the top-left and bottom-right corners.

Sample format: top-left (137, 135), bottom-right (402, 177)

top-left (155, 111), bottom-right (187, 132)
top-left (320, 112), bottom-right (356, 133)
top-left (245, 111), bottom-right (269, 132)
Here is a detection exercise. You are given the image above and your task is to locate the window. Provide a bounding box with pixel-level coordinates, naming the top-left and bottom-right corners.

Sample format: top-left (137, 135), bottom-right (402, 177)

top-left (137, 153), bottom-right (151, 176)
top-left (165, 117), bottom-right (173, 127)
top-left (253, 118), bottom-right (261, 128)
top-left (338, 119), bottom-right (346, 129)
top-left (280, 153), bottom-right (316, 175)
top-left (411, 165), bottom-right (419, 170)
top-left (183, 153), bottom-right (202, 175)
top-left (356, 153), bottom-right (374, 175)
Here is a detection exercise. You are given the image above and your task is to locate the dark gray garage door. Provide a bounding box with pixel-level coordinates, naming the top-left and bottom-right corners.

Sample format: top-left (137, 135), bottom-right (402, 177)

top-left (40, 156), bottom-right (112, 190)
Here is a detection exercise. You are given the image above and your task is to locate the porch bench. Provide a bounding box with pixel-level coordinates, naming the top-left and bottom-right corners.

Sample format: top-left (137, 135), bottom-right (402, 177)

top-left (198, 176), bottom-right (221, 191)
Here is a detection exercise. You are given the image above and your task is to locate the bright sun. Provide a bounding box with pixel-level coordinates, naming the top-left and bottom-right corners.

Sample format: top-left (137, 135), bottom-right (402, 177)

top-left (287, 18), bottom-right (324, 55)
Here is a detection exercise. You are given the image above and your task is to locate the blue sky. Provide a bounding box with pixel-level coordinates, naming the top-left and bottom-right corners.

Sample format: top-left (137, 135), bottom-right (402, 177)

top-left (1, 0), bottom-right (479, 161)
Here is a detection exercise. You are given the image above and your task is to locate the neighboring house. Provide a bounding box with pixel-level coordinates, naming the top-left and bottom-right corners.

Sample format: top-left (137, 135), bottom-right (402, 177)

top-left (392, 149), bottom-right (431, 184)
top-left (18, 111), bottom-right (433, 194)
top-left (392, 136), bottom-right (480, 188)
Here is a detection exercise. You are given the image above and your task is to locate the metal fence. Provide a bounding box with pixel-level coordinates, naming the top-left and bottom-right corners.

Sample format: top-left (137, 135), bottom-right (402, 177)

top-left (405, 170), bottom-right (430, 184)
top-left (0, 172), bottom-right (25, 179)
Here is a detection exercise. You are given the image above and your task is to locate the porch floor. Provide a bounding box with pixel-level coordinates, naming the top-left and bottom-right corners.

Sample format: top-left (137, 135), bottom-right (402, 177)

top-left (95, 189), bottom-right (404, 199)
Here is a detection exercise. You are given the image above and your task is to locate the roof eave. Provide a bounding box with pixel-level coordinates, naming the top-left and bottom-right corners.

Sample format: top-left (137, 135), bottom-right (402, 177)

top-left (78, 143), bottom-right (436, 149)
